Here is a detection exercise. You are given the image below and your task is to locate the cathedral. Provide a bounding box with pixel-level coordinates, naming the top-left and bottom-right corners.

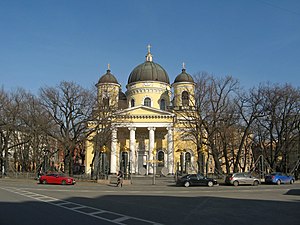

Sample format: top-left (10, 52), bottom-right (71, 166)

top-left (85, 46), bottom-right (205, 176)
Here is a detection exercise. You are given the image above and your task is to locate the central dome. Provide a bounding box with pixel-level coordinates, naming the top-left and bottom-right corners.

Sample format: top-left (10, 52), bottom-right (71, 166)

top-left (128, 61), bottom-right (170, 85)
top-left (127, 46), bottom-right (170, 85)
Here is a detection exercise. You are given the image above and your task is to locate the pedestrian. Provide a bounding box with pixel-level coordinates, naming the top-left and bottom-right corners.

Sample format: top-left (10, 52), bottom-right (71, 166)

top-left (116, 170), bottom-right (123, 187)
top-left (37, 168), bottom-right (43, 179)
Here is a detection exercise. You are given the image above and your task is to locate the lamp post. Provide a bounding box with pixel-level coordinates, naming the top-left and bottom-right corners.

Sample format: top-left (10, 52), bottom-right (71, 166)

top-left (146, 149), bottom-right (163, 185)
top-left (152, 149), bottom-right (156, 185)
top-left (176, 149), bottom-right (186, 175)
top-left (123, 146), bottom-right (132, 184)
top-left (99, 145), bottom-right (107, 179)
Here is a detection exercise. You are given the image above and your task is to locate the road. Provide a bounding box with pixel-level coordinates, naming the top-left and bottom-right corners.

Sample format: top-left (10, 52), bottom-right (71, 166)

top-left (0, 178), bottom-right (300, 225)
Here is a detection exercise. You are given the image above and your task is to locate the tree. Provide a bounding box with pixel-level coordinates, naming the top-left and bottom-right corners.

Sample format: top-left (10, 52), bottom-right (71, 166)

top-left (88, 84), bottom-right (123, 180)
top-left (0, 88), bottom-right (30, 176)
top-left (232, 87), bottom-right (265, 172)
top-left (19, 91), bottom-right (55, 173)
top-left (195, 74), bottom-right (239, 174)
top-left (253, 83), bottom-right (300, 172)
top-left (177, 72), bottom-right (239, 174)
top-left (39, 81), bottom-right (96, 176)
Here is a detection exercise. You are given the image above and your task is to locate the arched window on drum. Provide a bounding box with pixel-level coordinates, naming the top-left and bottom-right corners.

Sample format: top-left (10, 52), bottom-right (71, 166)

top-left (182, 91), bottom-right (189, 106)
top-left (131, 99), bottom-right (135, 107)
top-left (160, 99), bottom-right (166, 110)
top-left (144, 97), bottom-right (151, 107)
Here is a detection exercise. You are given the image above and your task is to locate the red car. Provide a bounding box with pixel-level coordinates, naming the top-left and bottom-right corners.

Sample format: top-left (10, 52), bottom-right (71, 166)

top-left (39, 173), bottom-right (76, 185)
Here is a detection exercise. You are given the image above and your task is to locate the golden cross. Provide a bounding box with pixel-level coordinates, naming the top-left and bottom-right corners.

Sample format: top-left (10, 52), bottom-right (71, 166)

top-left (147, 44), bottom-right (151, 53)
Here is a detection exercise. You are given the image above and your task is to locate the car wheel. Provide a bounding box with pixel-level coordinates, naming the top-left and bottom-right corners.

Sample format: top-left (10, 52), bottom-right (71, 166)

top-left (207, 181), bottom-right (214, 187)
top-left (276, 180), bottom-right (281, 185)
top-left (290, 179), bottom-right (294, 184)
top-left (42, 180), bottom-right (47, 184)
top-left (62, 180), bottom-right (66, 185)
top-left (233, 181), bottom-right (239, 186)
top-left (184, 181), bottom-right (190, 187)
top-left (253, 180), bottom-right (259, 186)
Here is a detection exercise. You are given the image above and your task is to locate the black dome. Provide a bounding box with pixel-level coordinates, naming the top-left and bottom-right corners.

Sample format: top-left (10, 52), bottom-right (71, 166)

top-left (128, 61), bottom-right (170, 85)
top-left (98, 70), bottom-right (119, 84)
top-left (119, 90), bottom-right (127, 100)
top-left (174, 69), bottom-right (194, 83)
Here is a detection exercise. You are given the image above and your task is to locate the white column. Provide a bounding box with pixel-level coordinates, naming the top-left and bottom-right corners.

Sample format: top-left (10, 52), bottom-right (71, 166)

top-left (148, 127), bottom-right (156, 174)
top-left (167, 127), bottom-right (174, 174)
top-left (110, 128), bottom-right (117, 174)
top-left (128, 127), bottom-right (136, 174)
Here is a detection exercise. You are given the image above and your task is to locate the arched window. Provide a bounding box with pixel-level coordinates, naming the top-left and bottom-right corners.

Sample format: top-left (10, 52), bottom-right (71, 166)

top-left (144, 97), bottom-right (151, 107)
top-left (182, 91), bottom-right (189, 106)
top-left (131, 99), bottom-right (135, 107)
top-left (160, 99), bottom-right (166, 110)
top-left (185, 152), bottom-right (191, 165)
top-left (120, 152), bottom-right (128, 173)
top-left (103, 97), bottom-right (109, 107)
top-left (158, 151), bottom-right (164, 167)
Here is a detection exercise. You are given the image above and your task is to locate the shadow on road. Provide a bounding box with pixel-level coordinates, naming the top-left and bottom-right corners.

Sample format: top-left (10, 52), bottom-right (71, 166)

top-left (285, 189), bottom-right (300, 196)
top-left (1, 190), bottom-right (300, 225)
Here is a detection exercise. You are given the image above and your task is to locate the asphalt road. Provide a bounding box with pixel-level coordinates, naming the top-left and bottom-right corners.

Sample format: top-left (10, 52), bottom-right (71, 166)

top-left (0, 178), bottom-right (300, 225)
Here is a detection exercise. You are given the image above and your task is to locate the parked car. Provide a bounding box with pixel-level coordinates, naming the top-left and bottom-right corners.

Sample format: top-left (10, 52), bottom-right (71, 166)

top-left (225, 172), bottom-right (259, 186)
top-left (39, 173), bottom-right (76, 185)
top-left (176, 173), bottom-right (218, 187)
top-left (265, 172), bottom-right (295, 185)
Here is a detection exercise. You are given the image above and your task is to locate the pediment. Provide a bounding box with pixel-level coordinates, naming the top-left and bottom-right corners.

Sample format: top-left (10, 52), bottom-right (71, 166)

top-left (115, 105), bottom-right (174, 117)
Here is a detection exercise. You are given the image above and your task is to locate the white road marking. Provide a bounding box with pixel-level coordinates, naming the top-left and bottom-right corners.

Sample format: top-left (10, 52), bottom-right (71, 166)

top-left (0, 187), bottom-right (164, 225)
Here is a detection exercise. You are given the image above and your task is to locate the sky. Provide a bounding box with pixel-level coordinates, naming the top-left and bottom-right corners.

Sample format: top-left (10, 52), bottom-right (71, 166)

top-left (1, 0), bottom-right (300, 94)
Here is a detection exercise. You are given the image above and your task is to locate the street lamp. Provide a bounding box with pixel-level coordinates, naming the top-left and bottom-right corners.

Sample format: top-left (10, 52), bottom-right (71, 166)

top-left (176, 149), bottom-right (186, 175)
top-left (122, 146), bottom-right (132, 184)
top-left (146, 149), bottom-right (163, 185)
top-left (99, 145), bottom-right (107, 179)
top-left (152, 149), bottom-right (156, 185)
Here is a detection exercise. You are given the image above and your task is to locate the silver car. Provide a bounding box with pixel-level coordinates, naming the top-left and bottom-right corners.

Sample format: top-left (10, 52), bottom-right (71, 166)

top-left (225, 172), bottom-right (259, 186)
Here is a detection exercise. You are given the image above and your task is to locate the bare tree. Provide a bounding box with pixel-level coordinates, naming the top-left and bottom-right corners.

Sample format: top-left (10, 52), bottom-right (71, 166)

top-left (19, 91), bottom-right (55, 174)
top-left (0, 88), bottom-right (31, 176)
top-left (254, 83), bottom-right (300, 172)
top-left (196, 74), bottom-right (239, 174)
top-left (88, 85), bottom-right (125, 180)
top-left (232, 87), bottom-right (265, 172)
top-left (39, 81), bottom-right (96, 176)
top-left (176, 72), bottom-right (239, 174)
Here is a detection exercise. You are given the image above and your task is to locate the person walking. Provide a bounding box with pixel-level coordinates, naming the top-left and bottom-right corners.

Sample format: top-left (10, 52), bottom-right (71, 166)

top-left (116, 170), bottom-right (123, 187)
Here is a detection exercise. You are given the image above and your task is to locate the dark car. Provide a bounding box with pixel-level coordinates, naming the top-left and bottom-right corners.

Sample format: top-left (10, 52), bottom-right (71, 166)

top-left (39, 173), bottom-right (76, 185)
top-left (176, 173), bottom-right (218, 187)
top-left (225, 172), bottom-right (259, 186)
top-left (265, 172), bottom-right (295, 185)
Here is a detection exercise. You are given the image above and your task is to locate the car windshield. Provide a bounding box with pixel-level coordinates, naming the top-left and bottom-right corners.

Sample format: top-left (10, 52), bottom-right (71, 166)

top-left (197, 174), bottom-right (204, 179)
top-left (270, 172), bottom-right (281, 175)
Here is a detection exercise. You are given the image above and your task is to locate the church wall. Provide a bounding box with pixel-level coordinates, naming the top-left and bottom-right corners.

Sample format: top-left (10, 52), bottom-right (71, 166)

top-left (172, 82), bottom-right (195, 107)
top-left (173, 127), bottom-right (198, 174)
top-left (97, 83), bottom-right (120, 108)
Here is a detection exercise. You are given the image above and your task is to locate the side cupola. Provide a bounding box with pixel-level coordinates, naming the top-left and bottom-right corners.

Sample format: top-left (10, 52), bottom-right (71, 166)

top-left (172, 64), bottom-right (195, 109)
top-left (96, 66), bottom-right (121, 109)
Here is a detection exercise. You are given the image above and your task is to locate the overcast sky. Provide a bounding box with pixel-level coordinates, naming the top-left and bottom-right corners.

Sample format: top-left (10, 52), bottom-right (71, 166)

top-left (1, 0), bottom-right (299, 94)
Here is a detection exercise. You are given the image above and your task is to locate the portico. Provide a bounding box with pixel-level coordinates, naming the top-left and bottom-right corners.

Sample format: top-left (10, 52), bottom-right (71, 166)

top-left (110, 121), bottom-right (174, 175)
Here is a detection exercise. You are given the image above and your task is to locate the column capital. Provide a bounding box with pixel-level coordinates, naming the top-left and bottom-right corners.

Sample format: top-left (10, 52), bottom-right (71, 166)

top-left (128, 127), bottom-right (136, 131)
top-left (166, 126), bottom-right (173, 131)
top-left (110, 127), bottom-right (118, 131)
top-left (148, 127), bottom-right (156, 131)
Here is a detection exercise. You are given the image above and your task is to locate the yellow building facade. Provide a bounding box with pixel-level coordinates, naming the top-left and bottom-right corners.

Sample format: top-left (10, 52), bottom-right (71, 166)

top-left (85, 47), bottom-right (200, 176)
